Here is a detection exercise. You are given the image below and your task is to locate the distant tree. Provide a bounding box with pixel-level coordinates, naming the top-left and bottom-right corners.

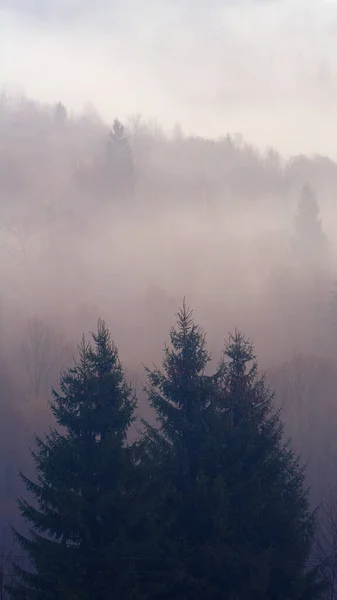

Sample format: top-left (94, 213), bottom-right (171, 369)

top-left (21, 318), bottom-right (73, 405)
top-left (328, 280), bottom-right (337, 355)
top-left (196, 173), bottom-right (214, 216)
top-left (332, 281), bottom-right (337, 300)
top-left (331, 281), bottom-right (337, 318)
top-left (269, 354), bottom-right (337, 506)
top-left (8, 320), bottom-right (138, 600)
top-left (140, 304), bottom-right (325, 599)
top-left (21, 319), bottom-right (54, 401)
top-left (104, 118), bottom-right (134, 201)
top-left (54, 102), bottom-right (67, 125)
top-left (292, 184), bottom-right (328, 268)
top-left (172, 122), bottom-right (183, 141)
top-left (289, 184), bottom-right (332, 353)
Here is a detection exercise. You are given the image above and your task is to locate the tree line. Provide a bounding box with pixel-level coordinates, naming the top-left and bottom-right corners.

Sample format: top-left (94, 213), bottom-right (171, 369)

top-left (2, 93), bottom-right (337, 219)
top-left (5, 305), bottom-right (330, 599)
top-left (1, 94), bottom-right (337, 599)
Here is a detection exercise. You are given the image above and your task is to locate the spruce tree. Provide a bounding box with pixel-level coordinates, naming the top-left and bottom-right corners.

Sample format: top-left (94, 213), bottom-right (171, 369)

top-left (140, 306), bottom-right (325, 600)
top-left (216, 331), bottom-right (324, 600)
top-left (331, 280), bottom-right (337, 326)
top-left (291, 184), bottom-right (330, 354)
top-left (8, 320), bottom-right (137, 600)
top-left (325, 279), bottom-right (337, 358)
top-left (139, 302), bottom-right (217, 598)
top-left (54, 102), bottom-right (67, 125)
top-left (292, 184), bottom-right (328, 268)
top-left (104, 119), bottom-right (134, 201)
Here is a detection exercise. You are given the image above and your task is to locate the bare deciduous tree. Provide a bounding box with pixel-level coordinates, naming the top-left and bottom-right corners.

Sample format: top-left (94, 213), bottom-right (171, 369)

top-left (22, 318), bottom-right (53, 400)
top-left (21, 318), bottom-right (73, 403)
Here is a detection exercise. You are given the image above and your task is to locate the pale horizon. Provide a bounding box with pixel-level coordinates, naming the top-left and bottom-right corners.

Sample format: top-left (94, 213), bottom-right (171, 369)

top-left (2, 0), bottom-right (337, 159)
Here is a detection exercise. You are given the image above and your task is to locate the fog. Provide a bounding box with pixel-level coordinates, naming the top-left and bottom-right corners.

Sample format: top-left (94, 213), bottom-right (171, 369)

top-left (1, 0), bottom-right (337, 561)
top-left (3, 0), bottom-right (337, 157)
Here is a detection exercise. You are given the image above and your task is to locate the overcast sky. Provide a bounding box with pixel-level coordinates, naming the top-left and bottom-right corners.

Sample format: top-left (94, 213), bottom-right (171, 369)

top-left (2, 0), bottom-right (337, 158)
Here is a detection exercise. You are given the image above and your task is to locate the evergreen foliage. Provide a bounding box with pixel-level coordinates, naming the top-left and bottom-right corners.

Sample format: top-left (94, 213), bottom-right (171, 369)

top-left (8, 307), bottom-right (326, 600)
top-left (8, 320), bottom-right (137, 600)
top-left (140, 305), bottom-right (325, 600)
top-left (215, 331), bottom-right (324, 600)
top-left (138, 302), bottom-right (216, 598)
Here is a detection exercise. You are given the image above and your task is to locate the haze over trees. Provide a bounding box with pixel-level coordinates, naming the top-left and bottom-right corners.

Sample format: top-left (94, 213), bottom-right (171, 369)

top-left (0, 93), bottom-right (337, 596)
top-left (8, 311), bottom-right (326, 600)
top-left (292, 184), bottom-right (328, 268)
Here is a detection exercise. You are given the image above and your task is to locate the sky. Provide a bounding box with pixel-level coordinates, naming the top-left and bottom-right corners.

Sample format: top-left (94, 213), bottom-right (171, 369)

top-left (2, 0), bottom-right (337, 158)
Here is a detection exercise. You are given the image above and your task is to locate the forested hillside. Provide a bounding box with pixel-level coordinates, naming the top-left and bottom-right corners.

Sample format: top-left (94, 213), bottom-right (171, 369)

top-left (0, 94), bottom-right (337, 598)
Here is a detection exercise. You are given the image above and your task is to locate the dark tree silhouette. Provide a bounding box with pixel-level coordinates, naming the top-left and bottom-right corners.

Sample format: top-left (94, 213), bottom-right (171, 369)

top-left (8, 320), bottom-right (138, 600)
top-left (139, 304), bottom-right (325, 599)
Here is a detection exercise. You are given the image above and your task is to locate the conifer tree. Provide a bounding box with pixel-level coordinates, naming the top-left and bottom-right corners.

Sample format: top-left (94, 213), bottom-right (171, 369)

top-left (216, 331), bottom-right (324, 600)
top-left (331, 280), bottom-right (337, 319)
top-left (140, 306), bottom-right (325, 600)
top-left (104, 118), bottom-right (134, 201)
top-left (328, 279), bottom-right (337, 354)
top-left (292, 184), bottom-right (328, 268)
top-left (54, 102), bottom-right (67, 125)
top-left (8, 320), bottom-right (138, 600)
top-left (139, 302), bottom-right (217, 598)
top-left (291, 184), bottom-right (330, 352)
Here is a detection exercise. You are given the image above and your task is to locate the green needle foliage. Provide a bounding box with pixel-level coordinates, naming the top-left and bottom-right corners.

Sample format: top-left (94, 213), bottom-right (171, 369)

top-left (8, 320), bottom-right (137, 600)
top-left (8, 306), bottom-right (326, 600)
top-left (140, 305), bottom-right (325, 600)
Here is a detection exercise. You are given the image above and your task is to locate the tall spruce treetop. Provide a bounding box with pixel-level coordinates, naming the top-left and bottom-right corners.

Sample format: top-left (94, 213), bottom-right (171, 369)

top-left (144, 301), bottom-right (211, 443)
top-left (9, 320), bottom-right (137, 600)
top-left (140, 303), bottom-right (220, 597)
top-left (214, 331), bottom-right (324, 600)
top-left (140, 307), bottom-right (325, 600)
